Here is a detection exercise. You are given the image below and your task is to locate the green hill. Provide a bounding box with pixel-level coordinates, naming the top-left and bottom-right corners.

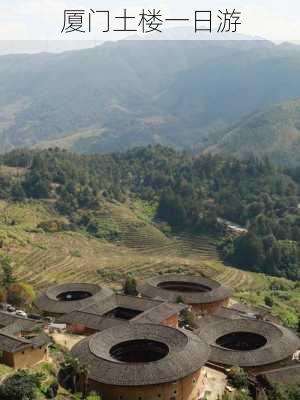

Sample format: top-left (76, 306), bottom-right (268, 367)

top-left (2, 40), bottom-right (300, 165)
top-left (0, 145), bottom-right (299, 283)
top-left (208, 100), bottom-right (300, 166)
top-left (0, 198), bottom-right (297, 328)
top-left (0, 147), bottom-right (299, 327)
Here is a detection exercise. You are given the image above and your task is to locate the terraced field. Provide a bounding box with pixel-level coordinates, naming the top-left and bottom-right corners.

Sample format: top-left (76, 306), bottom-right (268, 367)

top-left (95, 203), bottom-right (221, 259)
top-left (215, 267), bottom-right (267, 292)
top-left (0, 199), bottom-right (270, 297)
top-left (0, 199), bottom-right (297, 331)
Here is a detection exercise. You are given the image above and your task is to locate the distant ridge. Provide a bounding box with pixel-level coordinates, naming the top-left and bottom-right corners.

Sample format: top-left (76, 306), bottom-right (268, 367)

top-left (0, 40), bottom-right (300, 165)
top-left (207, 99), bottom-right (300, 166)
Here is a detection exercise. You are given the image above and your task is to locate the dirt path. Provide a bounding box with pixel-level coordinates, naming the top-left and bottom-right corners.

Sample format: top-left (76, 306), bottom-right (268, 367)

top-left (202, 367), bottom-right (227, 399)
top-left (50, 332), bottom-right (86, 350)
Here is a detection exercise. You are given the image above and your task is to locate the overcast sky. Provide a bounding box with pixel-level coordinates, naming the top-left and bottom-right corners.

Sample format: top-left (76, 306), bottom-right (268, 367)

top-left (0, 0), bottom-right (299, 53)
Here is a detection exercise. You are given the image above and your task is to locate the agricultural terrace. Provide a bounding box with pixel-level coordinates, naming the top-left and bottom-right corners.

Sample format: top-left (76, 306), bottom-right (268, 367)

top-left (0, 200), bottom-right (298, 328)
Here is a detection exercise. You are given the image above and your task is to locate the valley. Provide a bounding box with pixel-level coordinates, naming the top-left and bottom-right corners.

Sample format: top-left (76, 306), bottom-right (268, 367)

top-left (0, 198), bottom-right (298, 328)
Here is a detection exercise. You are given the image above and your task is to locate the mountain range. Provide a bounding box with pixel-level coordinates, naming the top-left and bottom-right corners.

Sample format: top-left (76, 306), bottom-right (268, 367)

top-left (1, 39), bottom-right (300, 165)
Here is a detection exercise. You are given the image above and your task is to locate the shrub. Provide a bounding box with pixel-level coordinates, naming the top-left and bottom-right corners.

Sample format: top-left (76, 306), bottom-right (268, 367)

top-left (87, 392), bottom-right (102, 400)
top-left (180, 308), bottom-right (195, 328)
top-left (7, 282), bottom-right (35, 308)
top-left (228, 367), bottom-right (248, 390)
top-left (123, 274), bottom-right (138, 296)
top-left (70, 249), bottom-right (81, 257)
top-left (0, 370), bottom-right (43, 400)
top-left (264, 295), bottom-right (273, 307)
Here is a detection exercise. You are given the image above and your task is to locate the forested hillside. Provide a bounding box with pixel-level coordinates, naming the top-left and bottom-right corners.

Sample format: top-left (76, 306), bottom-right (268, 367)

top-left (1, 40), bottom-right (300, 166)
top-left (208, 100), bottom-right (300, 166)
top-left (1, 146), bottom-right (300, 280)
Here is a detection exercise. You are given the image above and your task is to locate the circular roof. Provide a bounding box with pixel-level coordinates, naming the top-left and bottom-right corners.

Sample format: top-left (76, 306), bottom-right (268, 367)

top-left (34, 283), bottom-right (113, 315)
top-left (197, 318), bottom-right (300, 367)
top-left (71, 323), bottom-right (210, 386)
top-left (137, 274), bottom-right (232, 305)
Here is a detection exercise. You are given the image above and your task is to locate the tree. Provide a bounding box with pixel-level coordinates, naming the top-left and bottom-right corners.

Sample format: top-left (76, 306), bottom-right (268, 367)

top-left (176, 295), bottom-right (184, 304)
top-left (297, 314), bottom-right (300, 337)
top-left (257, 390), bottom-right (269, 400)
top-left (156, 189), bottom-right (186, 229)
top-left (23, 171), bottom-right (50, 199)
top-left (11, 182), bottom-right (26, 201)
top-left (265, 382), bottom-right (300, 400)
top-left (221, 390), bottom-right (252, 400)
top-left (232, 232), bottom-right (264, 270)
top-left (59, 354), bottom-right (88, 394)
top-left (44, 380), bottom-right (59, 399)
top-left (123, 274), bottom-right (138, 296)
top-left (0, 255), bottom-right (15, 290)
top-left (233, 391), bottom-right (253, 400)
top-left (264, 295), bottom-right (273, 308)
top-left (227, 367), bottom-right (248, 390)
top-left (6, 282), bottom-right (35, 308)
top-left (180, 308), bottom-right (195, 328)
top-left (0, 370), bottom-right (43, 400)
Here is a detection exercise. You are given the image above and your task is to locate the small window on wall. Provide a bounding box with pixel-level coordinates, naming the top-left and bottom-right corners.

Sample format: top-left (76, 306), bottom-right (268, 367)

top-left (173, 390), bottom-right (177, 394)
top-left (192, 378), bottom-right (196, 385)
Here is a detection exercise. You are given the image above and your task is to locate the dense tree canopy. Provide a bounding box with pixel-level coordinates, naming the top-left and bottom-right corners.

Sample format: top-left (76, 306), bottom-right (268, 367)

top-left (0, 370), bottom-right (43, 400)
top-left (1, 145), bottom-right (300, 279)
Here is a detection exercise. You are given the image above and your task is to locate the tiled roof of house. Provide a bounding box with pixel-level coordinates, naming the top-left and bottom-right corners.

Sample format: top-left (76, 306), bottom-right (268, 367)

top-left (71, 323), bottom-right (209, 386)
top-left (259, 364), bottom-right (300, 385)
top-left (0, 332), bottom-right (31, 353)
top-left (196, 318), bottom-right (300, 367)
top-left (137, 274), bottom-right (232, 304)
top-left (57, 310), bottom-right (127, 331)
top-left (34, 283), bottom-right (113, 315)
top-left (0, 311), bottom-right (43, 332)
top-left (57, 294), bottom-right (185, 331)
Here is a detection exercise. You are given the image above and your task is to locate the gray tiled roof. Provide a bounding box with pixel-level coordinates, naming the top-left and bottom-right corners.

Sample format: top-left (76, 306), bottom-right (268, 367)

top-left (0, 333), bottom-right (50, 353)
top-left (34, 283), bottom-right (113, 315)
top-left (194, 306), bottom-right (251, 330)
top-left (0, 328), bottom-right (51, 353)
top-left (82, 294), bottom-right (163, 315)
top-left (57, 295), bottom-right (185, 331)
top-left (196, 318), bottom-right (300, 367)
top-left (0, 311), bottom-right (43, 332)
top-left (133, 302), bottom-right (186, 324)
top-left (260, 364), bottom-right (300, 384)
top-left (57, 310), bottom-right (127, 331)
top-left (0, 332), bottom-right (31, 353)
top-left (137, 274), bottom-right (232, 304)
top-left (30, 332), bottom-right (52, 348)
top-left (71, 323), bottom-right (210, 386)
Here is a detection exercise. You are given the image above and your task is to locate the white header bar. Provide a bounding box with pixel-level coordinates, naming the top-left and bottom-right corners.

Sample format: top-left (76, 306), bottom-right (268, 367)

top-left (0, 0), bottom-right (299, 42)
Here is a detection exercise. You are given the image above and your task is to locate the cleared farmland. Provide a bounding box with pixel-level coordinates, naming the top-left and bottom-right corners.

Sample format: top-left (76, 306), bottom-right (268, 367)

top-left (4, 199), bottom-right (300, 327)
top-left (0, 200), bottom-right (268, 296)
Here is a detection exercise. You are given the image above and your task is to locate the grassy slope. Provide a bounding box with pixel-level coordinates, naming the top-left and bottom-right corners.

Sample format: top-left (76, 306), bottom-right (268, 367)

top-left (209, 100), bottom-right (300, 166)
top-left (0, 199), bottom-right (298, 327)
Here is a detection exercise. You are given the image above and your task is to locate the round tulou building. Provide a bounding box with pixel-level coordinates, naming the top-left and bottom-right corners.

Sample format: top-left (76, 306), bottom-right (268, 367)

top-left (71, 323), bottom-right (210, 400)
top-left (137, 274), bottom-right (232, 314)
top-left (34, 283), bottom-right (113, 316)
top-left (197, 318), bottom-right (300, 372)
